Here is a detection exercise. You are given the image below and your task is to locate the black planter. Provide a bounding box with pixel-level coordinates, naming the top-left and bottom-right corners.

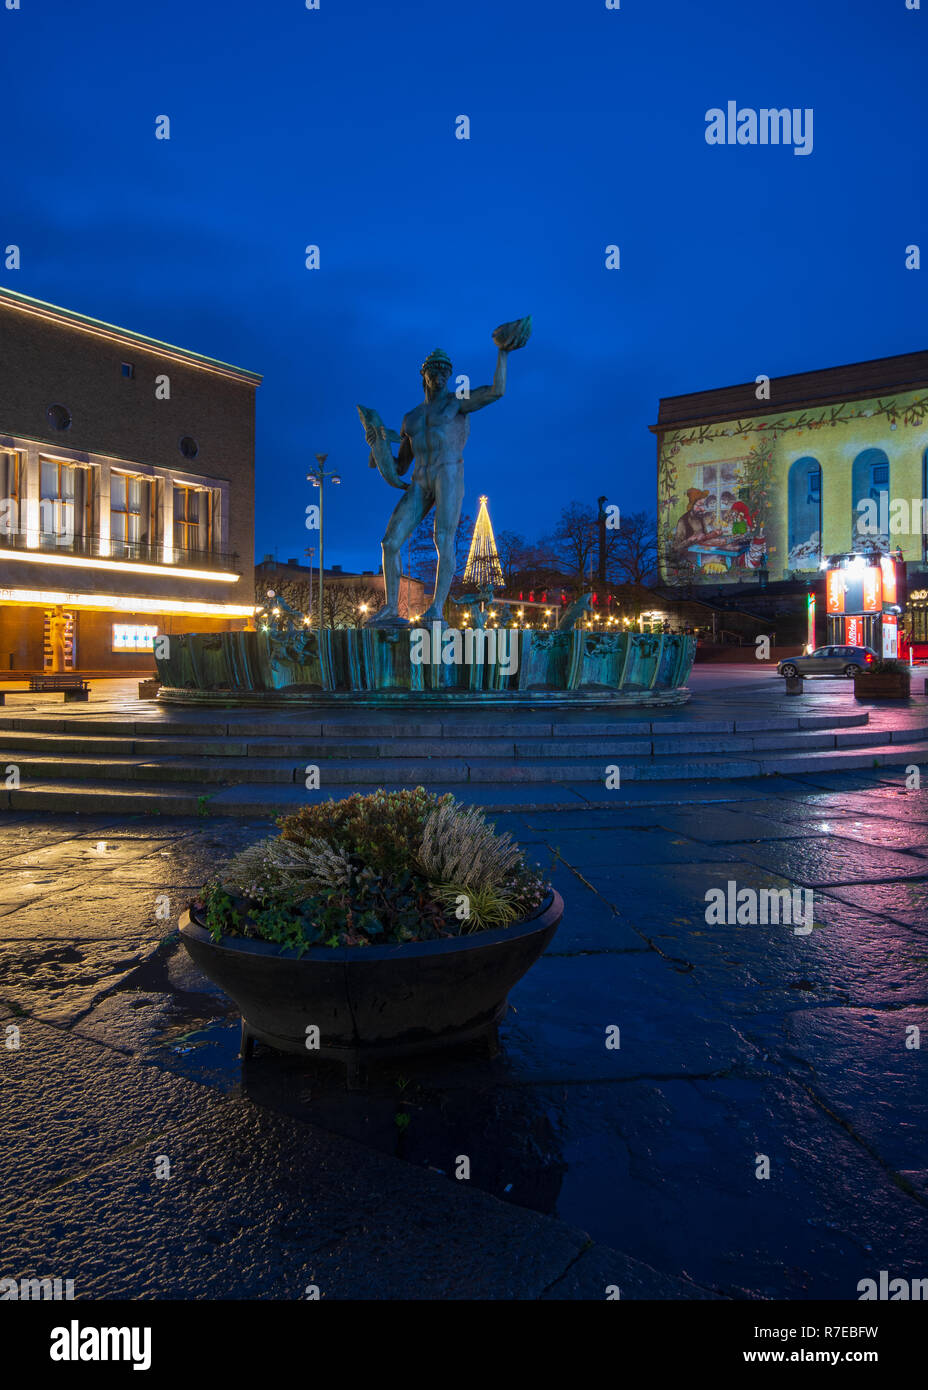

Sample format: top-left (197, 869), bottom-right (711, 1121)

top-left (853, 673), bottom-right (911, 700)
top-left (179, 891), bottom-right (563, 1084)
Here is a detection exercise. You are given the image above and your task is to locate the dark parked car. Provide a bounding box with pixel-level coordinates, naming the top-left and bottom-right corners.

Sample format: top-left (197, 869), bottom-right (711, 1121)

top-left (777, 645), bottom-right (878, 679)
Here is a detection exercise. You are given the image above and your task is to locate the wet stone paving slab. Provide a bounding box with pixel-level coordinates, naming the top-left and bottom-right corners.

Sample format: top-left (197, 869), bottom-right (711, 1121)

top-left (0, 770), bottom-right (926, 1299)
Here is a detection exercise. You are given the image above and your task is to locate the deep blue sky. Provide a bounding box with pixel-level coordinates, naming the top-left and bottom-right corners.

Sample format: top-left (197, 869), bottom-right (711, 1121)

top-left (4, 0), bottom-right (926, 572)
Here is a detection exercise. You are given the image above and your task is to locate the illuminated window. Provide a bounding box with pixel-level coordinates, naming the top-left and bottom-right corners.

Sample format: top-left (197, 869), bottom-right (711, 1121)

top-left (111, 474), bottom-right (157, 558)
top-left (112, 624), bottom-right (158, 652)
top-left (174, 485), bottom-right (213, 555)
top-left (40, 459), bottom-right (93, 547)
top-left (0, 451), bottom-right (22, 538)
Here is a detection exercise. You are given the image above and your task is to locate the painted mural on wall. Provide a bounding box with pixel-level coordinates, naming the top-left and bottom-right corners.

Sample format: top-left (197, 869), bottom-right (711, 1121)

top-left (658, 387), bottom-right (928, 585)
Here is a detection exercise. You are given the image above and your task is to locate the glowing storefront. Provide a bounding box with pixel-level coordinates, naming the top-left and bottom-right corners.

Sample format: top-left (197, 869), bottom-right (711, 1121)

top-left (823, 552), bottom-right (901, 657)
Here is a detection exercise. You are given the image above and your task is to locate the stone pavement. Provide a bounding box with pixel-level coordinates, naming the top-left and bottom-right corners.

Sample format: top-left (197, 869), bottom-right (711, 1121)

top-left (1, 760), bottom-right (926, 1299)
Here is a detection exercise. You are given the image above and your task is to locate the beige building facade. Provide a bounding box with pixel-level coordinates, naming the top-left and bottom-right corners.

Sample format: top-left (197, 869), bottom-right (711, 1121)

top-left (0, 286), bottom-right (260, 673)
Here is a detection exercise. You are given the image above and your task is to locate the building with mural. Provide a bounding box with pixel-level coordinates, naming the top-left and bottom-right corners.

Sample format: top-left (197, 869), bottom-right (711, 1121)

top-left (0, 286), bottom-right (259, 674)
top-left (654, 350), bottom-right (928, 589)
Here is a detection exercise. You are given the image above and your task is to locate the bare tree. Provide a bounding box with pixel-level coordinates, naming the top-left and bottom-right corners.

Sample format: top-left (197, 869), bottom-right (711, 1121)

top-left (319, 583), bottom-right (383, 629)
top-left (541, 501), bottom-right (631, 589)
top-left (540, 502), bottom-right (598, 586)
top-left (256, 573), bottom-right (382, 629)
top-left (609, 511), bottom-right (659, 585)
top-left (494, 530), bottom-right (529, 589)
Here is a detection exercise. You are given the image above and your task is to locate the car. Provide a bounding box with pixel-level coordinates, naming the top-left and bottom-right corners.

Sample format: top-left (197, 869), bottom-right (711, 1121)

top-left (777, 645), bottom-right (878, 679)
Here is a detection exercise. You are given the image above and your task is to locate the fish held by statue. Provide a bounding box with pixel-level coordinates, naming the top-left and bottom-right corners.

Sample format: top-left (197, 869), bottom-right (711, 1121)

top-left (357, 404), bottom-right (407, 490)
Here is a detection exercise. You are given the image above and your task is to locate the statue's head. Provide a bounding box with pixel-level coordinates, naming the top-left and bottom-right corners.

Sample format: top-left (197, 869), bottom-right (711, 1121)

top-left (420, 347), bottom-right (452, 394)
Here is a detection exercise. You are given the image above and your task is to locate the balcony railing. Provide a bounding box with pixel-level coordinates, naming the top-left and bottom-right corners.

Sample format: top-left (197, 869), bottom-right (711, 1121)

top-left (0, 528), bottom-right (238, 572)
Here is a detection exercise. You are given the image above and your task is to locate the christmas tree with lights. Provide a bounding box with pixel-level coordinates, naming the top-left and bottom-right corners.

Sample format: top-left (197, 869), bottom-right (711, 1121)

top-left (463, 495), bottom-right (504, 588)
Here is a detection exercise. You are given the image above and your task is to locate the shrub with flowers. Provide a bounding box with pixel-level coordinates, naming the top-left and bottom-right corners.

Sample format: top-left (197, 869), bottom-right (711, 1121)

top-left (194, 788), bottom-right (550, 951)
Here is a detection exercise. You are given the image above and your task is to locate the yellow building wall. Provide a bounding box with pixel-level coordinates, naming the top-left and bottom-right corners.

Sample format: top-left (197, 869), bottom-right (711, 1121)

top-left (657, 386), bottom-right (928, 584)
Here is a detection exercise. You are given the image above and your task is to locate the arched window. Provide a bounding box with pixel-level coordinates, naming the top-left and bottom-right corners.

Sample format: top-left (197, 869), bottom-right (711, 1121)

top-left (851, 447), bottom-right (890, 552)
top-left (787, 456), bottom-right (822, 569)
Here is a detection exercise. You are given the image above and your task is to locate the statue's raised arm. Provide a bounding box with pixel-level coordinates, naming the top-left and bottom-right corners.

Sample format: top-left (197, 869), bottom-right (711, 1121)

top-left (459, 316), bottom-right (533, 415)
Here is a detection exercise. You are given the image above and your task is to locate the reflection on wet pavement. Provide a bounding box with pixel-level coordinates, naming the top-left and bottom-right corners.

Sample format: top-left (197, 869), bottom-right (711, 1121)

top-left (2, 773), bottom-right (927, 1298)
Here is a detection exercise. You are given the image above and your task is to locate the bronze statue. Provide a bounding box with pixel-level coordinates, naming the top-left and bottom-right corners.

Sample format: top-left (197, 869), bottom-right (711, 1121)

top-left (455, 583), bottom-right (496, 629)
top-left (359, 316), bottom-right (531, 626)
top-left (556, 593), bottom-right (593, 631)
top-left (263, 588), bottom-right (304, 633)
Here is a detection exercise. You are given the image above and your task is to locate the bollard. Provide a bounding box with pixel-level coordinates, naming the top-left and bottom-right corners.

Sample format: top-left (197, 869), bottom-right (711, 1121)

top-left (785, 675), bottom-right (804, 695)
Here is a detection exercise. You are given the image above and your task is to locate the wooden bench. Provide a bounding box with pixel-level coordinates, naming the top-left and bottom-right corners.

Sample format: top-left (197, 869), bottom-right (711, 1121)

top-left (0, 674), bottom-right (90, 704)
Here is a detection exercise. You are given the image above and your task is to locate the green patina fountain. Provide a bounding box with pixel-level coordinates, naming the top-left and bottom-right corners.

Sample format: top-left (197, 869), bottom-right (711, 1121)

top-left (154, 318), bottom-right (696, 706)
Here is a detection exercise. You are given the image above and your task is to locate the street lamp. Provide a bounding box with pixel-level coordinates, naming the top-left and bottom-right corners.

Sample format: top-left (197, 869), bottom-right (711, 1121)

top-left (304, 545), bottom-right (315, 619)
top-left (306, 453), bottom-right (340, 631)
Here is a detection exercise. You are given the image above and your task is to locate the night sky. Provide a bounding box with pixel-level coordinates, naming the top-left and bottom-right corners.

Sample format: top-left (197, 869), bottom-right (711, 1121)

top-left (4, 0), bottom-right (926, 572)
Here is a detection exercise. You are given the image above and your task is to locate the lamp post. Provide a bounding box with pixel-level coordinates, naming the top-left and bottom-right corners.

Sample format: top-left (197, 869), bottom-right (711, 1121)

top-left (304, 545), bottom-right (315, 621)
top-left (307, 453), bottom-right (340, 631)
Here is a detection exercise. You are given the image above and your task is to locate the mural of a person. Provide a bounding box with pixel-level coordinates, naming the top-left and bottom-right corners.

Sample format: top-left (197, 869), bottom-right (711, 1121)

top-left (672, 488), bottom-right (712, 554)
top-left (730, 500), bottom-right (753, 537)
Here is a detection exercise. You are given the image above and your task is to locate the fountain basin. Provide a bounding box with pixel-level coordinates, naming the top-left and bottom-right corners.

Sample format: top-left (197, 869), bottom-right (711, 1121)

top-left (154, 628), bottom-right (696, 707)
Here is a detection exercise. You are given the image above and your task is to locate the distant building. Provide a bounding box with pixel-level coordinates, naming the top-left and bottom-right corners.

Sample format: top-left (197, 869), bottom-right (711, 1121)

top-left (254, 558), bottom-right (425, 625)
top-left (0, 286), bottom-right (259, 674)
top-left (655, 350), bottom-right (928, 589)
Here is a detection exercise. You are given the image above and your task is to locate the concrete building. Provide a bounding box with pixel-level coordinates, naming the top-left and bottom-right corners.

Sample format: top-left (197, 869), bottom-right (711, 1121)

top-left (0, 286), bottom-right (260, 674)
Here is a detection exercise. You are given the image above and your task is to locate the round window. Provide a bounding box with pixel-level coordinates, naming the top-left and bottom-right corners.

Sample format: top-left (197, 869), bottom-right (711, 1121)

top-left (47, 404), bottom-right (72, 431)
top-left (179, 436), bottom-right (199, 460)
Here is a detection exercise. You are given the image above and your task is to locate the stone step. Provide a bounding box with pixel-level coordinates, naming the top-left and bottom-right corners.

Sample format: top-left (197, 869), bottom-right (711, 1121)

top-left (6, 738), bottom-right (928, 815)
top-left (0, 709), bottom-right (872, 741)
top-left (0, 716), bottom-right (238, 738)
top-left (0, 733), bottom-right (250, 757)
top-left (5, 740), bottom-right (928, 809)
top-left (2, 721), bottom-right (926, 772)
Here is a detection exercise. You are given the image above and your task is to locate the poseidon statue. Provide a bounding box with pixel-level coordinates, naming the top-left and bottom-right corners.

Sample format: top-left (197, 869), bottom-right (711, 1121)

top-left (358, 315), bottom-right (531, 626)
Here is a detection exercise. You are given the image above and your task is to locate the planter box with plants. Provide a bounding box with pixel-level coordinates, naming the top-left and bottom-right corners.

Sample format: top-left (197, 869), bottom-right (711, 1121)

top-left (853, 658), bottom-right (911, 700)
top-left (180, 789), bottom-right (563, 1083)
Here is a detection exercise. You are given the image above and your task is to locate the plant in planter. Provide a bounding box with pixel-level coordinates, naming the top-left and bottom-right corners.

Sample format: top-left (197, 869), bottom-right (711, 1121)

top-left (181, 789), bottom-right (563, 1082)
top-left (853, 657), bottom-right (911, 700)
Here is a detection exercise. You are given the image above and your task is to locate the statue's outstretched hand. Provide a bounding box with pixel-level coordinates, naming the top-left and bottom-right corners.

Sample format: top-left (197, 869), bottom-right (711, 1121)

top-left (492, 315), bottom-right (532, 351)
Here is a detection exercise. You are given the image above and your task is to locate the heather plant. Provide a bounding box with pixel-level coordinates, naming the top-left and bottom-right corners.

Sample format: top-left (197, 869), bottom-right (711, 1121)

top-left (194, 788), bottom-right (549, 949)
top-left (417, 798), bottom-right (523, 890)
top-left (221, 836), bottom-right (353, 899)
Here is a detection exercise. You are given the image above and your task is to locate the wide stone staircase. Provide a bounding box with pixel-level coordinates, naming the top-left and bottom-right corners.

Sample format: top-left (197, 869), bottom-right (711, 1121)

top-left (2, 697), bottom-right (928, 814)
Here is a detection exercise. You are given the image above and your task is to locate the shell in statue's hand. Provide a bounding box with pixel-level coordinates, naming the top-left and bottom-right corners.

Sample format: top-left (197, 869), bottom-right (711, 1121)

top-left (492, 315), bottom-right (532, 351)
